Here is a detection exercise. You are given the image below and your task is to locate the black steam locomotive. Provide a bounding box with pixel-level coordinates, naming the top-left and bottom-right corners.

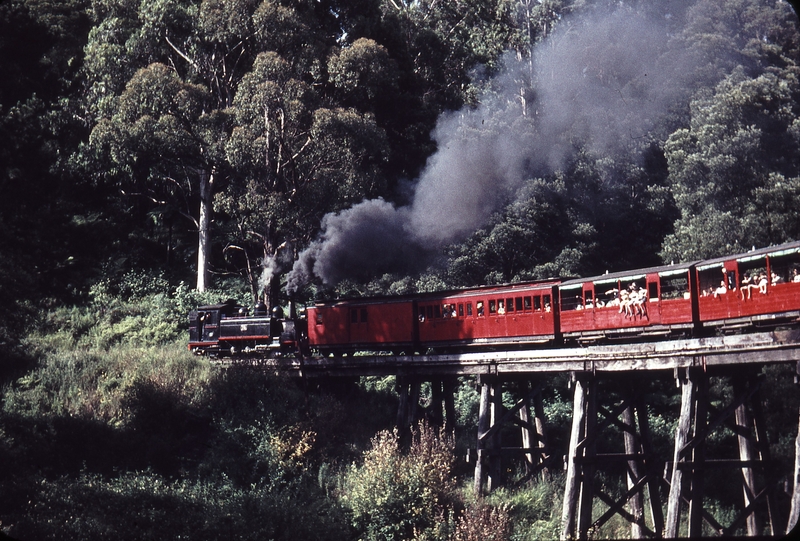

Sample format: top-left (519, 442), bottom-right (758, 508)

top-left (188, 300), bottom-right (305, 356)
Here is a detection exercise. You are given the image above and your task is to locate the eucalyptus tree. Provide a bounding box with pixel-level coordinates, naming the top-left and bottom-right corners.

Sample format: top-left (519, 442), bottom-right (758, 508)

top-left (84, 0), bottom-right (393, 297)
top-left (219, 47), bottom-right (390, 304)
top-left (363, 0), bottom-right (523, 178)
top-left (662, 65), bottom-right (800, 262)
top-left (661, 0), bottom-right (800, 262)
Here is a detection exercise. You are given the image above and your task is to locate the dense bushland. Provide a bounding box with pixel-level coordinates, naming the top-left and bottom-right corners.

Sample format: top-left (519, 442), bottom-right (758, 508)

top-left (0, 274), bottom-right (521, 540)
top-left (3, 273), bottom-right (800, 540)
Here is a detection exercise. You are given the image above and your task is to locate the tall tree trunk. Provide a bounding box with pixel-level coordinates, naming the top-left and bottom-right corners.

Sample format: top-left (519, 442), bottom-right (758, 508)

top-left (262, 234), bottom-right (286, 309)
top-left (196, 170), bottom-right (214, 292)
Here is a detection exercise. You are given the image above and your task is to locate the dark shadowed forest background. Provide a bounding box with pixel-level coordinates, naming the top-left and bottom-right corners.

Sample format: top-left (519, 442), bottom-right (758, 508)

top-left (3, 0), bottom-right (800, 539)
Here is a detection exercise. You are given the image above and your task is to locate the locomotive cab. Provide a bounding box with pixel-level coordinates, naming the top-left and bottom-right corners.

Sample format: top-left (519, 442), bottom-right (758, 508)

top-left (189, 300), bottom-right (241, 346)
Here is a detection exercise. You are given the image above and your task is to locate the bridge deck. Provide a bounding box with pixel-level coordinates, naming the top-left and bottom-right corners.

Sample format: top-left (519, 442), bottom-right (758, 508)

top-left (218, 329), bottom-right (800, 377)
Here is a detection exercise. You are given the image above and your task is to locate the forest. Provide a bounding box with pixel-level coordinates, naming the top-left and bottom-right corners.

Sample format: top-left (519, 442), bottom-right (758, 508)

top-left (2, 0), bottom-right (800, 539)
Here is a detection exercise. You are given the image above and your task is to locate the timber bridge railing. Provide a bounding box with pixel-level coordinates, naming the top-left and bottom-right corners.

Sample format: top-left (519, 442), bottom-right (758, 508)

top-left (219, 329), bottom-right (800, 539)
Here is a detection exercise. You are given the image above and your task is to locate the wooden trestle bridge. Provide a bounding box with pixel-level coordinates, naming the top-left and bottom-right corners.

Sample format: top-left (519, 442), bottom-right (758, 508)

top-left (222, 329), bottom-right (800, 539)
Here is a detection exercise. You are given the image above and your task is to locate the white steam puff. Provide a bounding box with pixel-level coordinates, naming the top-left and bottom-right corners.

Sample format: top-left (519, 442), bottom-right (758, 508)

top-left (287, 2), bottom-right (703, 292)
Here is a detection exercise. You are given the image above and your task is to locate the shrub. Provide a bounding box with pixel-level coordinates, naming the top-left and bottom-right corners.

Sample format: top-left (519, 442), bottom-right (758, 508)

top-left (341, 422), bottom-right (458, 541)
top-left (453, 501), bottom-right (511, 541)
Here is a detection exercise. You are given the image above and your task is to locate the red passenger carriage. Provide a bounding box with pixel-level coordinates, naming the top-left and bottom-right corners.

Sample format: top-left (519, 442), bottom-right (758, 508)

top-left (694, 241), bottom-right (800, 330)
top-left (415, 281), bottom-right (560, 349)
top-left (559, 262), bottom-right (698, 342)
top-left (307, 281), bottom-right (560, 354)
top-left (307, 297), bottom-right (416, 355)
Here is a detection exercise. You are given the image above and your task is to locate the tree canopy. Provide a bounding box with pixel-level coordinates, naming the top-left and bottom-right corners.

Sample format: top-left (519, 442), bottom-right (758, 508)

top-left (1, 0), bottom-right (799, 315)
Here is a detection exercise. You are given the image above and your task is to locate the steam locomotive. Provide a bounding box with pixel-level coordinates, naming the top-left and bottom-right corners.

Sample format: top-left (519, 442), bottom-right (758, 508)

top-left (188, 241), bottom-right (800, 357)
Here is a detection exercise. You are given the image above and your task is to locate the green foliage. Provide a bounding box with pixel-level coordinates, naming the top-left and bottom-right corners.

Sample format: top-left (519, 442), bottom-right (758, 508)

top-left (662, 5), bottom-right (800, 262)
top-left (487, 477), bottom-right (564, 541)
top-left (24, 272), bottom-right (232, 352)
top-left (5, 469), bottom-right (348, 541)
top-left (329, 38), bottom-right (399, 106)
top-left (453, 378), bottom-right (480, 430)
top-left (342, 422), bottom-right (459, 541)
top-left (4, 340), bottom-right (209, 425)
top-left (1, 281), bottom-right (355, 540)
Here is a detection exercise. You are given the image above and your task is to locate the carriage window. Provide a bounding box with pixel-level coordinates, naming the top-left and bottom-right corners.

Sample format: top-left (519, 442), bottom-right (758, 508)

top-left (419, 306), bottom-right (426, 322)
top-left (361, 308), bottom-right (368, 323)
top-left (489, 300), bottom-right (497, 314)
top-left (661, 274), bottom-right (689, 300)
top-left (595, 283), bottom-right (619, 307)
top-left (648, 282), bottom-right (659, 301)
top-left (476, 301), bottom-right (484, 316)
top-left (426, 305), bottom-right (433, 320)
top-left (515, 297), bottom-right (523, 311)
top-left (497, 300), bottom-right (505, 314)
top-left (458, 303), bottom-right (464, 317)
top-left (526, 296), bottom-right (534, 311)
top-left (506, 298), bottom-right (514, 313)
top-left (544, 294), bottom-right (552, 312)
top-left (316, 312), bottom-right (323, 325)
top-left (769, 251), bottom-right (800, 284)
top-left (562, 292), bottom-right (583, 311)
top-left (698, 266), bottom-right (730, 297)
top-left (434, 305), bottom-right (441, 318)
top-left (736, 258), bottom-right (767, 295)
top-left (584, 290), bottom-right (594, 309)
top-left (533, 296), bottom-right (541, 311)
top-left (351, 309), bottom-right (358, 323)
top-left (442, 304), bottom-right (450, 318)
top-left (467, 302), bottom-right (473, 316)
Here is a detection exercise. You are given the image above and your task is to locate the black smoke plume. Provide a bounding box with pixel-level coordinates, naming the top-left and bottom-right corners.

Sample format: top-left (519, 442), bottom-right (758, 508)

top-left (287, 2), bottom-right (703, 292)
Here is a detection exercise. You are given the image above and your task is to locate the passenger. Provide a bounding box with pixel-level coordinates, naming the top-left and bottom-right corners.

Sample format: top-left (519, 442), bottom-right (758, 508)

top-left (477, 302), bottom-right (484, 316)
top-left (628, 284), bottom-right (642, 317)
top-left (713, 280), bottom-right (727, 298)
top-left (605, 288), bottom-right (620, 307)
top-left (619, 289), bottom-right (632, 317)
top-left (632, 288), bottom-right (647, 317)
top-left (497, 301), bottom-right (506, 315)
top-left (771, 271), bottom-right (785, 286)
top-left (793, 268), bottom-right (800, 282)
top-left (740, 273), bottom-right (755, 300)
top-left (758, 273), bottom-right (768, 294)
